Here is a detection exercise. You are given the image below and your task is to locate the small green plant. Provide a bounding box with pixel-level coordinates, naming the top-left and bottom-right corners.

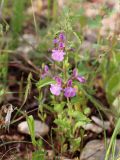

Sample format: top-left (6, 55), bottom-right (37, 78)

top-left (27, 115), bottom-right (46, 160)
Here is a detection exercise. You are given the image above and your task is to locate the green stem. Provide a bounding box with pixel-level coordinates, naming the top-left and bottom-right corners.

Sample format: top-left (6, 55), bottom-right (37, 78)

top-left (67, 98), bottom-right (72, 123)
top-left (105, 118), bottom-right (120, 160)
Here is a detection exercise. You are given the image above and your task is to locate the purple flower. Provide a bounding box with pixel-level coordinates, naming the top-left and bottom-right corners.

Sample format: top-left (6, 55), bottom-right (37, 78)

top-left (51, 49), bottom-right (65, 62)
top-left (77, 75), bottom-right (86, 83)
top-left (73, 68), bottom-right (78, 77)
top-left (44, 65), bottom-right (49, 72)
top-left (72, 68), bottom-right (86, 83)
top-left (67, 79), bottom-right (72, 87)
top-left (59, 33), bottom-right (65, 41)
top-left (59, 42), bottom-right (65, 49)
top-left (50, 84), bottom-right (62, 96)
top-left (54, 76), bottom-right (62, 85)
top-left (53, 38), bottom-right (59, 44)
top-left (50, 76), bottom-right (62, 96)
top-left (41, 65), bottom-right (49, 78)
top-left (64, 80), bottom-right (76, 98)
top-left (64, 87), bottom-right (76, 98)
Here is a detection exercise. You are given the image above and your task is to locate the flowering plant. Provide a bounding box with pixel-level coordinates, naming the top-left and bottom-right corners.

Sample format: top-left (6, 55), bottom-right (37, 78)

top-left (37, 32), bottom-right (90, 154)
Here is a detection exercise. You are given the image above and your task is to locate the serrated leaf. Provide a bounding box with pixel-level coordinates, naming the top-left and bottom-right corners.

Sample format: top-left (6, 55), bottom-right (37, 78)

top-left (70, 137), bottom-right (81, 152)
top-left (74, 121), bottom-right (88, 132)
top-left (54, 102), bottom-right (65, 112)
top-left (68, 109), bottom-right (90, 122)
top-left (22, 72), bottom-right (32, 106)
top-left (54, 118), bottom-right (70, 129)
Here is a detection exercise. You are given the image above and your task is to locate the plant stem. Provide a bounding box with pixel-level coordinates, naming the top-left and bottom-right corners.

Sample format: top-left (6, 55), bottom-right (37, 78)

top-left (105, 118), bottom-right (120, 160)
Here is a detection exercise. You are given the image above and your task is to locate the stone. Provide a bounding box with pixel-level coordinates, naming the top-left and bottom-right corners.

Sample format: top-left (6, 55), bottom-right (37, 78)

top-left (46, 150), bottom-right (55, 160)
top-left (80, 139), bottom-right (120, 160)
top-left (83, 123), bottom-right (103, 134)
top-left (21, 34), bottom-right (38, 46)
top-left (91, 116), bottom-right (111, 130)
top-left (16, 34), bottom-right (39, 55)
top-left (18, 120), bottom-right (49, 137)
top-left (16, 45), bottom-right (33, 55)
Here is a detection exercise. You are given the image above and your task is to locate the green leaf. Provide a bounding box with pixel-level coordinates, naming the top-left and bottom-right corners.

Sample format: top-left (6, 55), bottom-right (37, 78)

top-left (78, 62), bottom-right (90, 75)
top-left (112, 96), bottom-right (120, 116)
top-left (22, 72), bottom-right (32, 106)
top-left (70, 137), bottom-right (81, 152)
top-left (68, 109), bottom-right (90, 122)
top-left (26, 115), bottom-right (36, 145)
top-left (83, 107), bottom-right (91, 115)
top-left (54, 102), bottom-right (65, 112)
top-left (32, 150), bottom-right (45, 160)
top-left (74, 121), bottom-right (88, 132)
top-left (71, 96), bottom-right (83, 104)
top-left (54, 117), bottom-right (71, 131)
top-left (0, 88), bottom-right (5, 96)
top-left (88, 15), bottom-right (101, 29)
top-left (106, 72), bottom-right (120, 103)
top-left (37, 77), bottom-right (55, 89)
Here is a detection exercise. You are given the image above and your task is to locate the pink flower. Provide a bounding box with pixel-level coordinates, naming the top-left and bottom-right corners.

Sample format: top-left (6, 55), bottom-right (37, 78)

top-left (59, 33), bottom-right (65, 41)
top-left (73, 68), bottom-right (86, 83)
top-left (54, 76), bottom-right (62, 85)
top-left (50, 76), bottom-right (62, 96)
top-left (59, 42), bottom-right (65, 49)
top-left (53, 38), bottom-right (59, 44)
top-left (41, 65), bottom-right (49, 78)
top-left (64, 80), bottom-right (76, 98)
top-left (51, 49), bottom-right (65, 62)
top-left (77, 75), bottom-right (86, 83)
top-left (64, 87), bottom-right (76, 98)
top-left (73, 68), bottom-right (78, 77)
top-left (50, 84), bottom-right (62, 96)
top-left (67, 79), bottom-right (72, 87)
top-left (43, 65), bottom-right (49, 74)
